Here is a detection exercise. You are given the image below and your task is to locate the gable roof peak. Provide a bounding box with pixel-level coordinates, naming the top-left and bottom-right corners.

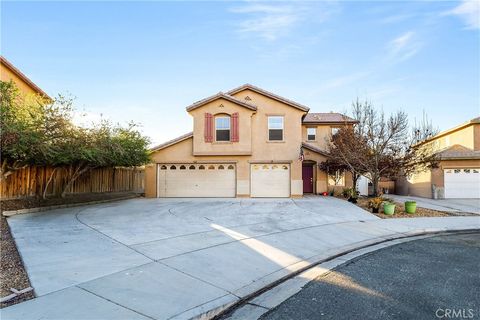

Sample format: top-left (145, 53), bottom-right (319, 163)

top-left (227, 83), bottom-right (310, 112)
top-left (186, 91), bottom-right (257, 112)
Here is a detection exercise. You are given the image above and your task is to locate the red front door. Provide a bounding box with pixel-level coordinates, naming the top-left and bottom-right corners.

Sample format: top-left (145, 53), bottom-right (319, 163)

top-left (302, 165), bottom-right (314, 193)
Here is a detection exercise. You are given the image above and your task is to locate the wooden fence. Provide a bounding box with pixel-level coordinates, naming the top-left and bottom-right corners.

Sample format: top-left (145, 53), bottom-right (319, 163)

top-left (0, 166), bottom-right (144, 200)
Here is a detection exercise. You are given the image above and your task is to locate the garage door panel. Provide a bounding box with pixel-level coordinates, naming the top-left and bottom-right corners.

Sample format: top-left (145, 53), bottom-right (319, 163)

top-left (251, 164), bottom-right (290, 198)
top-left (158, 164), bottom-right (235, 197)
top-left (444, 168), bottom-right (480, 199)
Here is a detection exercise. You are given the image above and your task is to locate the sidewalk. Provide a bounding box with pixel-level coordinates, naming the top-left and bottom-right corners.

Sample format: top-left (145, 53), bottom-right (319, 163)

top-left (2, 216), bottom-right (479, 320)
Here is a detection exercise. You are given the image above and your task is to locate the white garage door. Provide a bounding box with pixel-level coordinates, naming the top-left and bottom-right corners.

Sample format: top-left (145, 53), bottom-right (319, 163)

top-left (444, 168), bottom-right (480, 199)
top-left (157, 164), bottom-right (236, 197)
top-left (251, 164), bottom-right (290, 197)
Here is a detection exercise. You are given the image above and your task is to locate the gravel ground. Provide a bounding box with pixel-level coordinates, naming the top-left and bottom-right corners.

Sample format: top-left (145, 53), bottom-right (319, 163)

top-left (351, 196), bottom-right (454, 219)
top-left (0, 214), bottom-right (34, 308)
top-left (1, 191), bottom-right (139, 212)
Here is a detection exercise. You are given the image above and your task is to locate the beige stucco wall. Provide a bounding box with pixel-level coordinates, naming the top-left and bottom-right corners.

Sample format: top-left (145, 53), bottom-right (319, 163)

top-left (301, 125), bottom-right (334, 149)
top-left (427, 125), bottom-right (476, 151)
top-left (189, 98), bottom-right (255, 155)
top-left (302, 148), bottom-right (353, 194)
top-left (0, 62), bottom-right (45, 98)
top-left (397, 159), bottom-right (480, 199)
top-left (474, 124), bottom-right (480, 151)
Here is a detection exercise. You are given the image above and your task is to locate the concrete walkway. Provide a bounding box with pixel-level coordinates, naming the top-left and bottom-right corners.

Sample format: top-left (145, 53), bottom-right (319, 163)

top-left (389, 195), bottom-right (480, 214)
top-left (2, 197), bottom-right (479, 320)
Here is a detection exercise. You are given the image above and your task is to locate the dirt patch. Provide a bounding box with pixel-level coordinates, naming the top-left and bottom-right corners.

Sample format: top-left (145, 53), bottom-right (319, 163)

top-left (0, 215), bottom-right (34, 308)
top-left (337, 196), bottom-right (454, 219)
top-left (1, 191), bottom-right (139, 212)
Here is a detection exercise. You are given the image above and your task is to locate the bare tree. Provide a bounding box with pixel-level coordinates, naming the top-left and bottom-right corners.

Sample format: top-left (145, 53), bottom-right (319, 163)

top-left (326, 99), bottom-right (438, 196)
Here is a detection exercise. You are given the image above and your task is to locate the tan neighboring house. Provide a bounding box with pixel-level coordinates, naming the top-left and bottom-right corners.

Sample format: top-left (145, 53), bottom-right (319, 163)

top-left (1, 56), bottom-right (51, 100)
top-left (145, 84), bottom-right (357, 198)
top-left (397, 117), bottom-right (480, 199)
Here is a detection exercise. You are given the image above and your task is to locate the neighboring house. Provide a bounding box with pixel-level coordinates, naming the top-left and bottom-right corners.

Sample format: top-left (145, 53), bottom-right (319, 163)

top-left (145, 84), bottom-right (357, 198)
top-left (0, 56), bottom-right (51, 100)
top-left (397, 117), bottom-right (480, 199)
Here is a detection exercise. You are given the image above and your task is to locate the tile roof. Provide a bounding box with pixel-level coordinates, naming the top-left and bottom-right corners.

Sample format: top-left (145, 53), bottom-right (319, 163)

top-left (227, 83), bottom-right (310, 112)
top-left (303, 113), bottom-right (357, 124)
top-left (150, 132), bottom-right (193, 152)
top-left (301, 142), bottom-right (331, 157)
top-left (436, 144), bottom-right (480, 160)
top-left (186, 92), bottom-right (257, 112)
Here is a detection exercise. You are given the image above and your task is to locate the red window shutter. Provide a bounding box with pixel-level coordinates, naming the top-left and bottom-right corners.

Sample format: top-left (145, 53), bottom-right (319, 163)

top-left (231, 112), bottom-right (239, 142)
top-left (204, 113), bottom-right (213, 142)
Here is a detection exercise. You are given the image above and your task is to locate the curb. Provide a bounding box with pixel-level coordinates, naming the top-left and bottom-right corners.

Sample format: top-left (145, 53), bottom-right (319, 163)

top-left (2, 194), bottom-right (141, 217)
top-left (213, 229), bottom-right (480, 320)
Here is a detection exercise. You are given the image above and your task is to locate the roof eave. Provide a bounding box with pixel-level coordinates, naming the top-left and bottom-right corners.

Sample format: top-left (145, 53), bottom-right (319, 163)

top-left (150, 132), bottom-right (193, 152)
top-left (0, 56), bottom-right (52, 101)
top-left (185, 93), bottom-right (257, 112)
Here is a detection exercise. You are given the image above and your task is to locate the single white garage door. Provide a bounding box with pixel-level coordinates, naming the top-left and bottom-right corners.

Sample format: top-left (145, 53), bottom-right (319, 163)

top-left (251, 163), bottom-right (290, 197)
top-left (444, 168), bottom-right (480, 199)
top-left (157, 164), bottom-right (236, 197)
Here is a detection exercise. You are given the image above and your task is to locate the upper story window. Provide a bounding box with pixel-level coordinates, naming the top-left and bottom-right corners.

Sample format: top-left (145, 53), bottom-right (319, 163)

top-left (331, 127), bottom-right (339, 135)
top-left (268, 116), bottom-right (284, 141)
top-left (307, 127), bottom-right (316, 141)
top-left (215, 116), bottom-right (230, 141)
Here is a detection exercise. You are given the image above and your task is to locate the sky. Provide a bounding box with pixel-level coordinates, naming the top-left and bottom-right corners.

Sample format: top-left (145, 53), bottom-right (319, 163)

top-left (1, 0), bottom-right (479, 145)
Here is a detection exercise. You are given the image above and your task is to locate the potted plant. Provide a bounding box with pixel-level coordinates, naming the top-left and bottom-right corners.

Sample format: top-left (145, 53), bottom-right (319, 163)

top-left (383, 202), bottom-right (396, 215)
top-left (405, 201), bottom-right (417, 214)
top-left (367, 197), bottom-right (383, 213)
top-left (348, 189), bottom-right (359, 203)
top-left (342, 188), bottom-right (351, 199)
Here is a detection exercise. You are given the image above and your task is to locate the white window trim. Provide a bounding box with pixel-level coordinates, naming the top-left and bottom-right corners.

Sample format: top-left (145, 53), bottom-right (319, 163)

top-left (215, 116), bottom-right (231, 142)
top-left (307, 127), bottom-right (316, 141)
top-left (268, 116), bottom-right (284, 141)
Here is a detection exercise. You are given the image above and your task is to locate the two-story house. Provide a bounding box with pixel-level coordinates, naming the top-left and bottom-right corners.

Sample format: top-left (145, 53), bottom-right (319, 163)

top-left (397, 117), bottom-right (480, 199)
top-left (145, 84), bottom-right (357, 198)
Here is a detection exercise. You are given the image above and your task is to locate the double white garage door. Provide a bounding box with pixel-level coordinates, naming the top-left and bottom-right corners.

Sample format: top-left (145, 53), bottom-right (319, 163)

top-left (444, 168), bottom-right (480, 199)
top-left (157, 163), bottom-right (290, 198)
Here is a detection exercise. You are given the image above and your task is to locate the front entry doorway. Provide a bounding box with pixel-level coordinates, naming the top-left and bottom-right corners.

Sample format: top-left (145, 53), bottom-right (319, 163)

top-left (302, 164), bottom-right (314, 194)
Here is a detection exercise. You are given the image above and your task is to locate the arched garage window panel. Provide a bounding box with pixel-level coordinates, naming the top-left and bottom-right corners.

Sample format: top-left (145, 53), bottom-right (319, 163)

top-left (170, 165), bottom-right (176, 170)
top-left (215, 115), bottom-right (230, 141)
top-left (199, 165), bottom-right (205, 170)
top-left (180, 165), bottom-right (186, 170)
top-left (218, 165), bottom-right (225, 170)
top-left (189, 165), bottom-right (196, 170)
top-left (208, 165), bottom-right (215, 170)
top-left (228, 165), bottom-right (234, 170)
top-left (160, 165), bottom-right (167, 170)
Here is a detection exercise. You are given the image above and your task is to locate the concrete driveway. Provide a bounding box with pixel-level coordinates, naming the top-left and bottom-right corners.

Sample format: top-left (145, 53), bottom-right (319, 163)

top-left (389, 195), bottom-right (480, 214)
top-left (3, 197), bottom-right (479, 320)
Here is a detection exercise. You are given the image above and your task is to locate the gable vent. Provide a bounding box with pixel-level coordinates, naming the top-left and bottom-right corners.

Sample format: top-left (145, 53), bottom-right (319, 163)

top-left (245, 96), bottom-right (251, 101)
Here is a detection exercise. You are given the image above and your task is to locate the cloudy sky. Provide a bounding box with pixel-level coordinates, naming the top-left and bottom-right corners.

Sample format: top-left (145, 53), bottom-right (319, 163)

top-left (2, 1), bottom-right (479, 145)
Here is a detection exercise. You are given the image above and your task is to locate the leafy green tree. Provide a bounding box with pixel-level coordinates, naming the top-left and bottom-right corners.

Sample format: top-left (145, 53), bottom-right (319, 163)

top-left (1, 80), bottom-right (150, 198)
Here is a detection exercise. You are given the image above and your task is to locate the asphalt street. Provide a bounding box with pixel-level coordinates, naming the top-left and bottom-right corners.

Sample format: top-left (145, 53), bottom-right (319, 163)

top-left (261, 233), bottom-right (480, 320)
